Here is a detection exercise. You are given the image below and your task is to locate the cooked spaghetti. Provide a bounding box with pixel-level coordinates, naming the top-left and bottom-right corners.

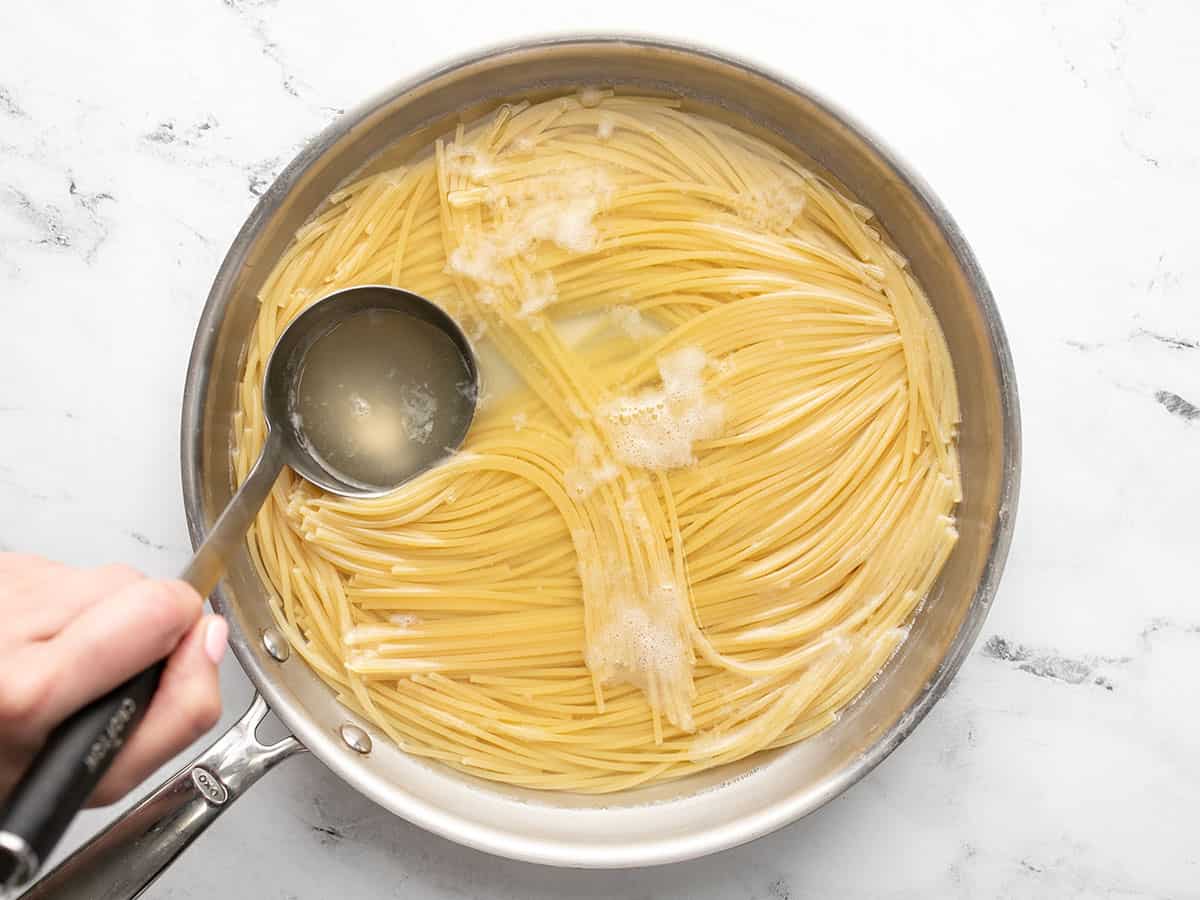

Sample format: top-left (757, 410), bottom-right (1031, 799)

top-left (233, 91), bottom-right (961, 792)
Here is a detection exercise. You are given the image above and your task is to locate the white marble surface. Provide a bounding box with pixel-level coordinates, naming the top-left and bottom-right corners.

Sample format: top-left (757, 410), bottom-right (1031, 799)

top-left (2, 0), bottom-right (1197, 897)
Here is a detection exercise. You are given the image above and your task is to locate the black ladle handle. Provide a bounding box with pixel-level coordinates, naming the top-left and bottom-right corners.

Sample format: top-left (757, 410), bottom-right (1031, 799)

top-left (0, 435), bottom-right (285, 892)
top-left (0, 664), bottom-right (163, 887)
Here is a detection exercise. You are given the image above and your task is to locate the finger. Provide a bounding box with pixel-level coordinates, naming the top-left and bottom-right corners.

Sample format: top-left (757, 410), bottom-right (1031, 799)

top-left (89, 615), bottom-right (226, 807)
top-left (0, 553), bottom-right (59, 577)
top-left (0, 554), bottom-right (67, 606)
top-left (39, 579), bottom-right (204, 726)
top-left (5, 564), bottom-right (145, 645)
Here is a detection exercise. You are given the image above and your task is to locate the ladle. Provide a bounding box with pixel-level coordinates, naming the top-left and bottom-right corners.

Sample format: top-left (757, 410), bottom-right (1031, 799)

top-left (0, 285), bottom-right (479, 890)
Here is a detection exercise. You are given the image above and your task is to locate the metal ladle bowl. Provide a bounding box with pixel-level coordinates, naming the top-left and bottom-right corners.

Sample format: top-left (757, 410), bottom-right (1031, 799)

top-left (0, 285), bottom-right (478, 891)
top-left (186, 284), bottom-right (479, 593)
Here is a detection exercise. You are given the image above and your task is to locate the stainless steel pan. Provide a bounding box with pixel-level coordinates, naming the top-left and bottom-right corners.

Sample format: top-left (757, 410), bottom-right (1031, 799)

top-left (26, 36), bottom-right (1020, 899)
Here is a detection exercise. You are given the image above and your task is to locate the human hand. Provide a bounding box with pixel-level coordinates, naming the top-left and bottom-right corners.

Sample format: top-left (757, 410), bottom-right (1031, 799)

top-left (0, 554), bottom-right (226, 806)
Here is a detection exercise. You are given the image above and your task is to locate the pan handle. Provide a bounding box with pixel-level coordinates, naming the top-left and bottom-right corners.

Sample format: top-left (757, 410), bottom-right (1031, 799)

top-left (19, 695), bottom-right (303, 900)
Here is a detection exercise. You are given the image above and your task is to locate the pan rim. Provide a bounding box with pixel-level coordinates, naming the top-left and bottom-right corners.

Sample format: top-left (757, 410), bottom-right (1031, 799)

top-left (180, 32), bottom-right (1021, 868)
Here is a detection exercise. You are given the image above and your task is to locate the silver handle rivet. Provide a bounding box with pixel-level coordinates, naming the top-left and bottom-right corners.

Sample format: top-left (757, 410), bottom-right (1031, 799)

top-left (340, 723), bottom-right (372, 754)
top-left (262, 628), bottom-right (290, 662)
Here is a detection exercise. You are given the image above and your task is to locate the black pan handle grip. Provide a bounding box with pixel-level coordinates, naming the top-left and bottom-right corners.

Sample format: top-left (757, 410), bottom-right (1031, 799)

top-left (0, 663), bottom-right (163, 888)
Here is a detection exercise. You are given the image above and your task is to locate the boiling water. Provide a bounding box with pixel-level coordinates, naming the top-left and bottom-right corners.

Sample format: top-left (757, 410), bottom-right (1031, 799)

top-left (292, 309), bottom-right (474, 491)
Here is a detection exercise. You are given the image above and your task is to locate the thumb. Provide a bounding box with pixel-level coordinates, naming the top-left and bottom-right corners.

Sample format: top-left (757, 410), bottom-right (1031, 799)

top-left (89, 615), bottom-right (227, 807)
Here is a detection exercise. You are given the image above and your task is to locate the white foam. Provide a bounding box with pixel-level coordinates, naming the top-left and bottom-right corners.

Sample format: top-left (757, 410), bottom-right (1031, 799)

top-left (445, 142), bottom-right (495, 181)
top-left (585, 583), bottom-right (695, 731)
top-left (737, 178), bottom-right (807, 232)
top-left (448, 238), bottom-right (513, 287)
top-left (446, 168), bottom-right (613, 293)
top-left (610, 304), bottom-right (657, 340)
top-left (397, 384), bottom-right (437, 444)
top-left (578, 87), bottom-right (604, 108)
top-left (475, 285), bottom-right (500, 306)
top-left (563, 431), bottom-right (620, 499)
top-left (620, 489), bottom-right (645, 525)
top-left (516, 272), bottom-right (557, 320)
top-left (592, 604), bottom-right (681, 672)
top-left (600, 347), bottom-right (725, 471)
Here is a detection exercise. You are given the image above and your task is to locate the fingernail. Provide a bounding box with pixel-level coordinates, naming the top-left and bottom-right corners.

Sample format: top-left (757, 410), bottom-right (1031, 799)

top-left (204, 617), bottom-right (229, 665)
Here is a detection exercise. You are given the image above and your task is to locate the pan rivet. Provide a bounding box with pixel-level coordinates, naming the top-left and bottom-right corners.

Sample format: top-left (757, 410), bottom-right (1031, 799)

top-left (262, 628), bottom-right (290, 662)
top-left (340, 723), bottom-right (372, 754)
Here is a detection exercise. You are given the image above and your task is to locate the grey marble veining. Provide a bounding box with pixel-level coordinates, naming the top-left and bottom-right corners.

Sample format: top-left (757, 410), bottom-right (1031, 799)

top-left (1, 0), bottom-right (1197, 897)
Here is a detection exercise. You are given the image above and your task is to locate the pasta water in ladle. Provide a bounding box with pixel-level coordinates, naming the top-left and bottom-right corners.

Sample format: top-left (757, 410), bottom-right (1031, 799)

top-left (293, 309), bottom-right (476, 491)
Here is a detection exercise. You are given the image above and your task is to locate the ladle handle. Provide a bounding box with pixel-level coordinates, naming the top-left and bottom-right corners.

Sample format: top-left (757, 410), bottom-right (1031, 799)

top-left (0, 437), bottom-right (285, 893)
top-left (180, 433), bottom-right (286, 597)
